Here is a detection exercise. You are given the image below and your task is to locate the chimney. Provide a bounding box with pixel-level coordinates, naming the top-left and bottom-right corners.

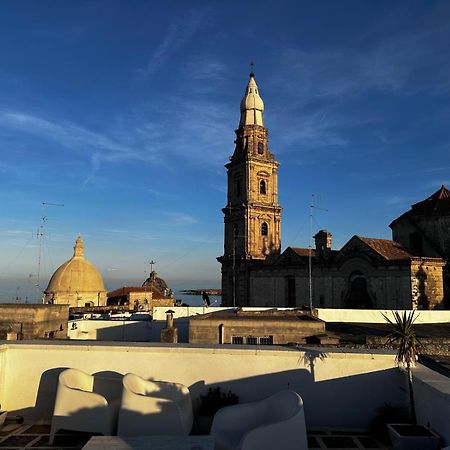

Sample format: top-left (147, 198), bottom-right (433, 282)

top-left (160, 309), bottom-right (177, 343)
top-left (314, 230), bottom-right (332, 261)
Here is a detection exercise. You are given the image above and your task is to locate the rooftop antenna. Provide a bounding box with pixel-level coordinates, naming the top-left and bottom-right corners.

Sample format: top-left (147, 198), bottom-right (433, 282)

top-left (308, 195), bottom-right (327, 312)
top-left (36, 202), bottom-right (64, 301)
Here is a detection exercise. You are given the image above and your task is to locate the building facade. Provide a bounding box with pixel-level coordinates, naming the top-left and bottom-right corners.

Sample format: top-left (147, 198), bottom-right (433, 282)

top-left (248, 233), bottom-right (446, 309)
top-left (218, 74), bottom-right (449, 310)
top-left (218, 72), bottom-right (282, 306)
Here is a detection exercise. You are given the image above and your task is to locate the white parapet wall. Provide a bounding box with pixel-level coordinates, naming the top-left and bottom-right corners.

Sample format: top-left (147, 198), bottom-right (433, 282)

top-left (152, 306), bottom-right (450, 324)
top-left (0, 341), bottom-right (407, 431)
top-left (316, 309), bottom-right (450, 324)
top-left (414, 365), bottom-right (450, 446)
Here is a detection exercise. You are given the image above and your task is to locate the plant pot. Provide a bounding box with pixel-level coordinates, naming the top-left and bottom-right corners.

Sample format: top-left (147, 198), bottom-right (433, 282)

top-left (0, 411), bottom-right (7, 429)
top-left (388, 423), bottom-right (440, 450)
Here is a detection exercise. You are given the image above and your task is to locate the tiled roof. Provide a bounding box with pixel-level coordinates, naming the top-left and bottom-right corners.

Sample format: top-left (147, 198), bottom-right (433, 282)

top-left (356, 236), bottom-right (412, 260)
top-left (107, 286), bottom-right (163, 298)
top-left (391, 186), bottom-right (450, 227)
top-left (411, 185), bottom-right (450, 215)
top-left (291, 247), bottom-right (316, 257)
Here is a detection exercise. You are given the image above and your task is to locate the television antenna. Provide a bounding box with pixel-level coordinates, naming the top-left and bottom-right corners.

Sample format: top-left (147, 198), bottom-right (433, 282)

top-left (36, 201), bottom-right (64, 300)
top-left (308, 194), bottom-right (328, 311)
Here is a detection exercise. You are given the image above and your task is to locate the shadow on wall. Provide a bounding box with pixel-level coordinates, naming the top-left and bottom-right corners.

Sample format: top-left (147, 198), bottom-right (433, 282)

top-left (83, 319), bottom-right (190, 342)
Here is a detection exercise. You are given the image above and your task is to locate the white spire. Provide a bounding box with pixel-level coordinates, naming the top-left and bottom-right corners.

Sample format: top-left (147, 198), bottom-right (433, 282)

top-left (239, 72), bottom-right (265, 127)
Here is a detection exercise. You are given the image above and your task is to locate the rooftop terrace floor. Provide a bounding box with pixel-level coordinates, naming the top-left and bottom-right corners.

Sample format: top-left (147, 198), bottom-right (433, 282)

top-left (0, 422), bottom-right (391, 450)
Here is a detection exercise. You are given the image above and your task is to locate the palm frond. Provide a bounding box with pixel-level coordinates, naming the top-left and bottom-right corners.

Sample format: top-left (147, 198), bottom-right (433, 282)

top-left (382, 310), bottom-right (421, 366)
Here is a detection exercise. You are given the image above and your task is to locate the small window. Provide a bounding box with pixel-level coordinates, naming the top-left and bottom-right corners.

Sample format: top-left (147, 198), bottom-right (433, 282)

top-left (232, 336), bottom-right (244, 344)
top-left (258, 142), bottom-right (264, 154)
top-left (259, 336), bottom-right (273, 345)
top-left (247, 336), bottom-right (257, 345)
top-left (261, 222), bottom-right (268, 236)
top-left (259, 180), bottom-right (266, 195)
top-left (234, 224), bottom-right (239, 237)
top-left (236, 179), bottom-right (241, 197)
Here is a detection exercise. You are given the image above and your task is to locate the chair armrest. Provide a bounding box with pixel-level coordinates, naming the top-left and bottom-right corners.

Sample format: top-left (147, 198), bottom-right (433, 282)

top-left (241, 409), bottom-right (308, 450)
top-left (211, 400), bottom-right (266, 433)
top-left (54, 385), bottom-right (108, 416)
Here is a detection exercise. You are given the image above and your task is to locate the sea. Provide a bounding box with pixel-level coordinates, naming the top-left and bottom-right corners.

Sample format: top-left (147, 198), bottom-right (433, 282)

top-left (0, 277), bottom-right (221, 307)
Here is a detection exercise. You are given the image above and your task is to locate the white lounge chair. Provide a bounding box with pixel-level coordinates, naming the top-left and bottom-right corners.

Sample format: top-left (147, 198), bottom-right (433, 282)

top-left (117, 373), bottom-right (193, 436)
top-left (210, 390), bottom-right (308, 450)
top-left (49, 368), bottom-right (116, 444)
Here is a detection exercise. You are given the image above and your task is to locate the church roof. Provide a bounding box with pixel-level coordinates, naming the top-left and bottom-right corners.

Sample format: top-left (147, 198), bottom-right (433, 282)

top-left (45, 236), bottom-right (106, 294)
top-left (390, 185), bottom-right (450, 227)
top-left (410, 185), bottom-right (450, 215)
top-left (291, 247), bottom-right (316, 257)
top-left (356, 236), bottom-right (412, 261)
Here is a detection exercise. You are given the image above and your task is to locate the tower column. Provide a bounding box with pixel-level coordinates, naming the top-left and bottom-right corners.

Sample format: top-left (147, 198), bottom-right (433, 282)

top-left (218, 72), bottom-right (282, 306)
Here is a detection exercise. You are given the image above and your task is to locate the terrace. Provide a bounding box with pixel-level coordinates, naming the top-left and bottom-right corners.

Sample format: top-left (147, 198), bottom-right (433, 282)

top-left (0, 341), bottom-right (449, 449)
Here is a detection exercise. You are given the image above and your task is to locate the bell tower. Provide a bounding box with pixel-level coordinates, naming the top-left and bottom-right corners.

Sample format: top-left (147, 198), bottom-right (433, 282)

top-left (218, 72), bottom-right (282, 306)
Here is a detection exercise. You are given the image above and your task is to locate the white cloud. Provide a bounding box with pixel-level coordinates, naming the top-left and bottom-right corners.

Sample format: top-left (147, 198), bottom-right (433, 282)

top-left (136, 10), bottom-right (208, 78)
top-left (165, 212), bottom-right (198, 225)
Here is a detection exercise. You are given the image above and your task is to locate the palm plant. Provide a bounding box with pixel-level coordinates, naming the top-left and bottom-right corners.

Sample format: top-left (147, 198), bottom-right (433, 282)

top-left (382, 310), bottom-right (421, 426)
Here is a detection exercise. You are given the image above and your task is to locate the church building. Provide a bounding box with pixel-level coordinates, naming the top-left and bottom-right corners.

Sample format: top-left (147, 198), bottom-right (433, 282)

top-left (218, 73), bottom-right (449, 310)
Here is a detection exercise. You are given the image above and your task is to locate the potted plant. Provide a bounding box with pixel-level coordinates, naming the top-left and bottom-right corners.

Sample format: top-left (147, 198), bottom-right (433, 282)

top-left (383, 311), bottom-right (440, 450)
top-left (196, 387), bottom-right (239, 434)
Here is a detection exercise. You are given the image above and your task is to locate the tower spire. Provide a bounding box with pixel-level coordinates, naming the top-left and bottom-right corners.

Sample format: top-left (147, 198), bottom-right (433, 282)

top-left (239, 71), bottom-right (264, 127)
top-left (73, 235), bottom-right (84, 258)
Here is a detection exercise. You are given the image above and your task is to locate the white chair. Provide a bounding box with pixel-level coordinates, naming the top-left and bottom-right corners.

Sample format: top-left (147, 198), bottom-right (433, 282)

top-left (210, 390), bottom-right (308, 450)
top-left (117, 373), bottom-right (193, 436)
top-left (49, 368), bottom-right (116, 444)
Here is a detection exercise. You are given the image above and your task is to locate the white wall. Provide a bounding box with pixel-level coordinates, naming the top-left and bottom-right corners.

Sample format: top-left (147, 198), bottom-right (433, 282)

top-left (414, 365), bottom-right (450, 446)
top-left (153, 306), bottom-right (450, 324)
top-left (68, 319), bottom-right (154, 341)
top-left (316, 309), bottom-right (450, 324)
top-left (0, 341), bottom-right (406, 431)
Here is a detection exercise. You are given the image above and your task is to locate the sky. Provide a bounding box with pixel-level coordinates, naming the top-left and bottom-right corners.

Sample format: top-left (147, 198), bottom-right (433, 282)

top-left (1, 0), bottom-right (450, 298)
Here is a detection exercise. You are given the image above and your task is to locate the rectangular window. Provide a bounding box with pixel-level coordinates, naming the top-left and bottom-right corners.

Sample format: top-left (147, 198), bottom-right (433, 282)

top-left (247, 336), bottom-right (257, 345)
top-left (259, 336), bottom-right (273, 345)
top-left (232, 336), bottom-right (244, 344)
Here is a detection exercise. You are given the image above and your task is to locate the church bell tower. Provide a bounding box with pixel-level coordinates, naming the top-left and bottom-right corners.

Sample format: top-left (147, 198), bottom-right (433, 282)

top-left (218, 71), bottom-right (282, 306)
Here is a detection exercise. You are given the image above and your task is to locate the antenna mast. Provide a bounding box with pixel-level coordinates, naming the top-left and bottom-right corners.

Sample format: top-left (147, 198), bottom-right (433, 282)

top-left (308, 195), bottom-right (327, 312)
top-left (36, 202), bottom-right (64, 301)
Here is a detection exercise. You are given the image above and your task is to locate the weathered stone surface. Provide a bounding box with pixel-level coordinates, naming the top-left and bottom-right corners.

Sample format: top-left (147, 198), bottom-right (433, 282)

top-left (0, 304), bottom-right (69, 339)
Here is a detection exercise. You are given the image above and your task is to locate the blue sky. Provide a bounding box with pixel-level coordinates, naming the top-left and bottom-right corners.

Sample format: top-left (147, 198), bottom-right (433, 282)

top-left (1, 0), bottom-right (450, 294)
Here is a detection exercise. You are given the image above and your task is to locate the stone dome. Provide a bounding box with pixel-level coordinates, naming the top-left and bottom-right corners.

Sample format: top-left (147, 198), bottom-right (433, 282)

top-left (45, 236), bottom-right (106, 307)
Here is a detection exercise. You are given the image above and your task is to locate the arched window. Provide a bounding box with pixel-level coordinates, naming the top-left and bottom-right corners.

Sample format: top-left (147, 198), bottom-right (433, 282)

top-left (258, 142), bottom-right (264, 154)
top-left (261, 222), bottom-right (268, 236)
top-left (259, 180), bottom-right (266, 195)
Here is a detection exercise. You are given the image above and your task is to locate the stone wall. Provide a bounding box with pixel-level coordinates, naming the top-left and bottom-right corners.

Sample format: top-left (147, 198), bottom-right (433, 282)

top-left (411, 260), bottom-right (445, 309)
top-left (0, 304), bottom-right (69, 339)
top-left (189, 315), bottom-right (325, 345)
top-left (249, 261), bottom-right (414, 309)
